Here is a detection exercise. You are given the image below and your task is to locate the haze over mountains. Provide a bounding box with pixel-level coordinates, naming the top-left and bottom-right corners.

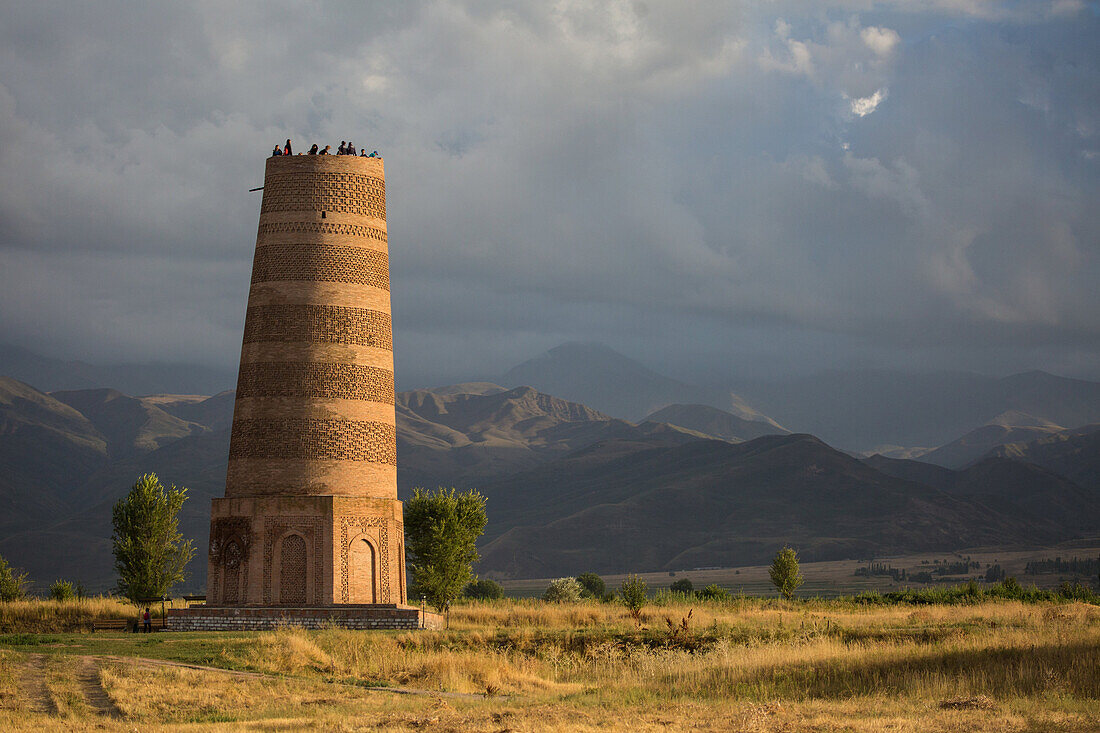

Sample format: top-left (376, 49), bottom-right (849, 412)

top-left (1, 341), bottom-right (1099, 589)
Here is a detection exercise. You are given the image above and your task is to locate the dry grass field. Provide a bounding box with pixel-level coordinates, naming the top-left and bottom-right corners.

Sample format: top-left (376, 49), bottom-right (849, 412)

top-left (0, 597), bottom-right (1097, 731)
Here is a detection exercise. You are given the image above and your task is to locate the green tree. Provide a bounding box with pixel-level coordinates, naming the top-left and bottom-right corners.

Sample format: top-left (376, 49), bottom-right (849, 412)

top-left (620, 575), bottom-right (648, 622)
top-left (463, 578), bottom-right (504, 600)
top-left (544, 577), bottom-right (583, 602)
top-left (576, 572), bottom-right (606, 599)
top-left (111, 474), bottom-right (195, 604)
top-left (769, 546), bottom-right (805, 601)
top-left (404, 487), bottom-right (488, 616)
top-left (669, 578), bottom-right (694, 595)
top-left (0, 554), bottom-right (29, 601)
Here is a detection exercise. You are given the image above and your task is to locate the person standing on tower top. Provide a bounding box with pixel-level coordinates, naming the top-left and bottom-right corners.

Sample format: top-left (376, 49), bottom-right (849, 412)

top-left (284, 139), bottom-right (292, 155)
top-left (347, 141), bottom-right (356, 156)
top-left (308, 143), bottom-right (318, 155)
top-left (338, 141), bottom-right (347, 155)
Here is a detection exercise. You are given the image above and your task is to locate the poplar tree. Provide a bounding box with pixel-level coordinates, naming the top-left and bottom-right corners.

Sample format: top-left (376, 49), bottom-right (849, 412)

top-left (112, 474), bottom-right (195, 604)
top-left (769, 546), bottom-right (805, 601)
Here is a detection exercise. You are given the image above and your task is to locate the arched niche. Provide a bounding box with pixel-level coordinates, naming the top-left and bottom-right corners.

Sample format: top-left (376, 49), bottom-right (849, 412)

top-left (348, 534), bottom-right (378, 604)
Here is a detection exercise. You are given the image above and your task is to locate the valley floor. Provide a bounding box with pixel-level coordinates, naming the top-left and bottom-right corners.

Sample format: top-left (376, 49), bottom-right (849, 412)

top-left (0, 598), bottom-right (1097, 731)
top-left (497, 543), bottom-right (1100, 599)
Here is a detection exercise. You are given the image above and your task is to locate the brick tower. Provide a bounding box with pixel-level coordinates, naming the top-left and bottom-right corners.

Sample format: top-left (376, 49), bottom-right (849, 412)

top-left (205, 154), bottom-right (407, 610)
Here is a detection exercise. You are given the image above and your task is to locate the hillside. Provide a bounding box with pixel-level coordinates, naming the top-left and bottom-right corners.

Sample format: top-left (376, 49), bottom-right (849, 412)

top-left (864, 452), bottom-right (1100, 534)
top-left (477, 434), bottom-right (1064, 578)
top-left (0, 428), bottom-right (231, 593)
top-left (51, 388), bottom-right (208, 457)
top-left (0, 378), bottom-right (109, 530)
top-left (914, 411), bottom-right (1066, 469)
top-left (987, 424), bottom-right (1100, 491)
top-left (644, 403), bottom-right (788, 442)
top-left (396, 384), bottom-right (708, 492)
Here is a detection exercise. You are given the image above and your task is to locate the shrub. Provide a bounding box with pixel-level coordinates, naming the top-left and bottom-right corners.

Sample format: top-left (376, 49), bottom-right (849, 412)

top-left (576, 572), bottom-right (606, 599)
top-left (49, 580), bottom-right (77, 602)
top-left (696, 583), bottom-right (730, 601)
top-left (620, 575), bottom-right (648, 621)
top-left (463, 579), bottom-right (504, 600)
top-left (0, 554), bottom-right (29, 602)
top-left (669, 578), bottom-right (694, 594)
top-left (543, 577), bottom-right (583, 603)
top-left (1059, 581), bottom-right (1095, 602)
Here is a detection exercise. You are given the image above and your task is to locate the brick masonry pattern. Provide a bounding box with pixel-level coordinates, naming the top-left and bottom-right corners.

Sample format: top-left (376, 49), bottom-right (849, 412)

top-left (242, 304), bottom-right (393, 350)
top-left (209, 517), bottom-right (252, 605)
top-left (262, 515), bottom-right (325, 605)
top-left (166, 607), bottom-right (442, 631)
top-left (339, 517), bottom-right (391, 603)
top-left (256, 221), bottom-right (387, 243)
top-left (235, 361), bottom-right (395, 403)
top-left (229, 418), bottom-right (397, 463)
top-left (260, 172), bottom-right (386, 219)
top-left (250, 244), bottom-right (390, 290)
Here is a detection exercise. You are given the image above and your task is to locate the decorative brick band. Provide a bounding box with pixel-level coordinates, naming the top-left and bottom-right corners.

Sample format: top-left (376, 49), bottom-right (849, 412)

top-left (229, 418), bottom-right (397, 463)
top-left (261, 172), bottom-right (386, 219)
top-left (257, 221), bottom-right (387, 243)
top-left (235, 362), bottom-right (395, 403)
top-left (242, 305), bottom-right (392, 350)
top-left (250, 244), bottom-right (389, 290)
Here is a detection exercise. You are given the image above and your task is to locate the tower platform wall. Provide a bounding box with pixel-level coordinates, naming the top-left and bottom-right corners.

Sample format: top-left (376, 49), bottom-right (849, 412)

top-left (167, 605), bottom-right (444, 632)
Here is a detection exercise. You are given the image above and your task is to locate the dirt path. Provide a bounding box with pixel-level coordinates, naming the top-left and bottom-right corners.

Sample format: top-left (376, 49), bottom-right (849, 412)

top-left (91, 654), bottom-right (493, 699)
top-left (76, 657), bottom-right (122, 718)
top-left (16, 654), bottom-right (56, 715)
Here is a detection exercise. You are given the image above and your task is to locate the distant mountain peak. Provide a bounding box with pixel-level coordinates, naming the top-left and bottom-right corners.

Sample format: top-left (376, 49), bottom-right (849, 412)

top-left (985, 410), bottom-right (1063, 430)
top-left (501, 342), bottom-right (780, 425)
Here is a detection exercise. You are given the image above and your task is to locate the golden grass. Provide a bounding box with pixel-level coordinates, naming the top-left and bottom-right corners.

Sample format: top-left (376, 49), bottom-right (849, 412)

top-left (0, 598), bottom-right (1097, 731)
top-left (0, 597), bottom-right (149, 633)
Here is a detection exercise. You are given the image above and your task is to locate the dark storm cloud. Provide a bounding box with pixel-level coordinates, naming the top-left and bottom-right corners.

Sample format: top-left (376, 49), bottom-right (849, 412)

top-left (0, 0), bottom-right (1098, 386)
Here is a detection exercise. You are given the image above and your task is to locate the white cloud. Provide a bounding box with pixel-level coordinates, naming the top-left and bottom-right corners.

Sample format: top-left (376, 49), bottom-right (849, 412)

top-left (849, 88), bottom-right (887, 116)
top-left (860, 26), bottom-right (900, 58)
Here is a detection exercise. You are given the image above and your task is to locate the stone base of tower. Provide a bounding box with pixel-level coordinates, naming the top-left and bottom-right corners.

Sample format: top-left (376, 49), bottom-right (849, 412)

top-left (207, 495), bottom-right (407, 607)
top-left (166, 605), bottom-right (443, 631)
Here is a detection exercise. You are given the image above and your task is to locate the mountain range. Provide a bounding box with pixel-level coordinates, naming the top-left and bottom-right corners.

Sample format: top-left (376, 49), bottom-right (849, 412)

top-left (1, 340), bottom-right (1098, 588)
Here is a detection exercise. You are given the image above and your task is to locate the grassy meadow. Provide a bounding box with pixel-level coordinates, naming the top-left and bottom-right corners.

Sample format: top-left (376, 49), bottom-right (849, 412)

top-left (0, 595), bottom-right (1097, 731)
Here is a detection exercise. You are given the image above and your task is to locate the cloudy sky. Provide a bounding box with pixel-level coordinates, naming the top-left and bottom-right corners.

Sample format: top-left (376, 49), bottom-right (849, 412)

top-left (1, 0), bottom-right (1098, 388)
